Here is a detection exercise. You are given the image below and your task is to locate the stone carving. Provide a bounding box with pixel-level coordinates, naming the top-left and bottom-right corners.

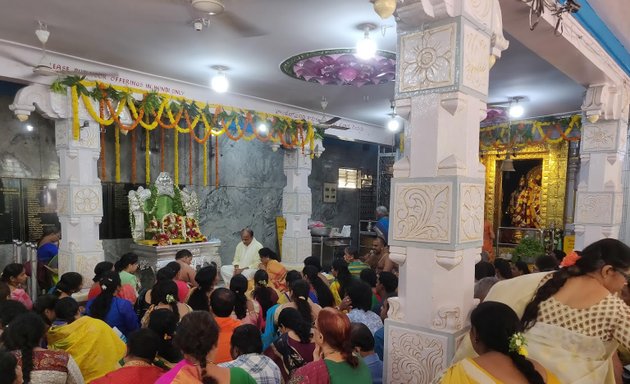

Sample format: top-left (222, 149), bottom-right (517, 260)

top-left (129, 187), bottom-right (152, 241)
top-left (435, 250), bottom-right (463, 270)
top-left (464, 0), bottom-right (492, 27)
top-left (582, 122), bottom-right (618, 152)
top-left (575, 193), bottom-right (613, 224)
top-left (389, 246), bottom-right (407, 266)
top-left (78, 122), bottom-right (100, 149)
top-left (399, 23), bottom-right (456, 93)
top-left (388, 325), bottom-right (447, 384)
top-left (489, 0), bottom-right (509, 60)
top-left (462, 25), bottom-right (490, 95)
top-left (74, 187), bottom-right (100, 214)
top-left (395, 0), bottom-right (456, 27)
top-left (433, 306), bottom-right (462, 330)
top-left (459, 183), bottom-right (484, 242)
top-left (388, 297), bottom-right (404, 321)
top-left (392, 183), bottom-right (451, 243)
top-left (57, 186), bottom-right (69, 215)
top-left (155, 172), bottom-right (175, 197)
top-left (180, 187), bottom-right (199, 218)
top-left (9, 84), bottom-right (68, 121)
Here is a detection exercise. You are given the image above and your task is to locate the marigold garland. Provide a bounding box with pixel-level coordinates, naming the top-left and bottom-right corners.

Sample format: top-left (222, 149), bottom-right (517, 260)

top-left (203, 140), bottom-right (208, 187)
top-left (145, 129), bottom-right (151, 184)
top-left (174, 127), bottom-right (179, 185)
top-left (189, 129), bottom-right (193, 185)
top-left (71, 86), bottom-right (80, 140)
top-left (131, 128), bottom-right (137, 184)
top-left (160, 127), bottom-right (165, 172)
top-left (99, 99), bottom-right (107, 181)
top-left (215, 135), bottom-right (219, 188)
top-left (114, 125), bottom-right (121, 183)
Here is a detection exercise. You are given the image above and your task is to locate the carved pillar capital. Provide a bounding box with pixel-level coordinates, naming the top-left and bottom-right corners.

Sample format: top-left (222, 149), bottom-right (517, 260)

top-left (9, 84), bottom-right (68, 121)
top-left (581, 83), bottom-right (630, 123)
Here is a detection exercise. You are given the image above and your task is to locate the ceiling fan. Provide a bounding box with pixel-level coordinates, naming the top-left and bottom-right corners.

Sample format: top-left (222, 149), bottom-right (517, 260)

top-left (314, 97), bottom-right (349, 131)
top-left (11, 23), bottom-right (118, 79)
top-left (190, 0), bottom-right (267, 37)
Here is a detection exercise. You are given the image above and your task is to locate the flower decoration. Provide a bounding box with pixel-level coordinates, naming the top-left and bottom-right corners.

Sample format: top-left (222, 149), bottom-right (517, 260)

top-left (281, 49), bottom-right (396, 87)
top-left (560, 251), bottom-right (581, 267)
top-left (258, 280), bottom-right (268, 287)
top-left (165, 294), bottom-right (176, 304)
top-left (508, 332), bottom-right (528, 357)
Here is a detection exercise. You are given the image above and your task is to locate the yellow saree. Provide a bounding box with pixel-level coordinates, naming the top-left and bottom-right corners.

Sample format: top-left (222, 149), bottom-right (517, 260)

top-left (48, 316), bottom-right (126, 382)
top-left (439, 358), bottom-right (560, 384)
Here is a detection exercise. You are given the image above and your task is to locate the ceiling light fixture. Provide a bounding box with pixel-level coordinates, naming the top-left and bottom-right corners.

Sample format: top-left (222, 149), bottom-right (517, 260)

top-left (26, 124), bottom-right (34, 132)
top-left (356, 23), bottom-right (377, 60)
top-left (508, 96), bottom-right (525, 118)
top-left (210, 65), bottom-right (229, 93)
top-left (386, 100), bottom-right (401, 133)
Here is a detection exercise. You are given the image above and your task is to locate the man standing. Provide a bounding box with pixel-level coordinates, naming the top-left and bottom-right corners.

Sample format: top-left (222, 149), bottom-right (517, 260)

top-left (220, 228), bottom-right (263, 284)
top-left (373, 206), bottom-right (389, 243)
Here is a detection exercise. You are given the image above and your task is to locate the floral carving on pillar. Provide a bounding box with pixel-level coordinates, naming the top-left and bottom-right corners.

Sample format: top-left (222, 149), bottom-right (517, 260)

top-left (392, 183), bottom-right (451, 243)
top-left (399, 23), bottom-right (456, 93)
top-left (582, 122), bottom-right (618, 152)
top-left (462, 25), bottom-right (490, 95)
top-left (575, 193), bottom-right (614, 224)
top-left (459, 183), bottom-right (484, 242)
top-left (387, 325), bottom-right (447, 384)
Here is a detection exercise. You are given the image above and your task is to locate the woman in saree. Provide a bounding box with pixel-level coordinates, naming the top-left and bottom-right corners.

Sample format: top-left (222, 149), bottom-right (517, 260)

top-left (439, 301), bottom-right (557, 383)
top-left (47, 297), bottom-right (126, 382)
top-left (1, 264), bottom-right (32, 310)
top-left (288, 307), bottom-right (371, 384)
top-left (37, 226), bottom-right (62, 291)
top-left (114, 253), bottom-right (140, 304)
top-left (454, 238), bottom-right (630, 384)
top-left (156, 311), bottom-right (255, 384)
top-left (259, 248), bottom-right (287, 293)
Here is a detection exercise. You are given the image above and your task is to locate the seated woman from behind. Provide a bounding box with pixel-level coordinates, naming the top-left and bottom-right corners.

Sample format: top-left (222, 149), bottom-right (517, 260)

top-left (47, 297), bottom-right (126, 382)
top-left (141, 280), bottom-right (192, 327)
top-left (275, 280), bottom-right (321, 326)
top-left (91, 328), bottom-right (165, 384)
top-left (186, 265), bottom-right (218, 312)
top-left (230, 274), bottom-right (262, 328)
top-left (86, 271), bottom-right (139, 338)
top-left (4, 312), bottom-right (84, 384)
top-left (156, 311), bottom-right (255, 384)
top-left (50, 272), bottom-right (83, 299)
top-left (147, 309), bottom-right (183, 370)
top-left (439, 301), bottom-right (558, 383)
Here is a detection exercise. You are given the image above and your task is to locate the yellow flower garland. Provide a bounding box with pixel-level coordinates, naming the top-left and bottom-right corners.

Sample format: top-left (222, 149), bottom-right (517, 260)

top-left (174, 128), bottom-right (179, 185)
top-left (71, 86), bottom-right (80, 140)
top-left (203, 139), bottom-right (208, 187)
top-left (114, 125), bottom-right (121, 182)
top-left (145, 129), bottom-right (151, 184)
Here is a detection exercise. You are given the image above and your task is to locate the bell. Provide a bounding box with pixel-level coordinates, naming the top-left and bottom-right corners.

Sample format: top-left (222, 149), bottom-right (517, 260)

top-left (373, 0), bottom-right (396, 19)
top-left (501, 157), bottom-right (515, 172)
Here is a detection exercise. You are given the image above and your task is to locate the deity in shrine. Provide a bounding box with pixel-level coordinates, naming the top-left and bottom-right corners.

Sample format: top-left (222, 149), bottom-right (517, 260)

top-left (506, 166), bottom-right (543, 229)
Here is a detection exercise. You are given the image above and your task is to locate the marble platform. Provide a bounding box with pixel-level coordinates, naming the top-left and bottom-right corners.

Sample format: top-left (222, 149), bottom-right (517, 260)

top-left (130, 239), bottom-right (221, 271)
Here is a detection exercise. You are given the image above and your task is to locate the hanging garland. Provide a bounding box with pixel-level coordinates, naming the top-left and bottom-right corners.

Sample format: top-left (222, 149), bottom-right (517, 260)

top-left (203, 139), bottom-right (208, 187)
top-left (174, 126), bottom-right (179, 185)
top-left (145, 129), bottom-right (151, 184)
top-left (115, 125), bottom-right (121, 183)
top-left (131, 128), bottom-right (137, 184)
top-left (53, 77), bottom-right (322, 150)
top-left (480, 114), bottom-right (581, 151)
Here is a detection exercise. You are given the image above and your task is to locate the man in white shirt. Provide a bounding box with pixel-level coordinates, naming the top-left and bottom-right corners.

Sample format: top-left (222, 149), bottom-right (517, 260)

top-left (220, 228), bottom-right (263, 284)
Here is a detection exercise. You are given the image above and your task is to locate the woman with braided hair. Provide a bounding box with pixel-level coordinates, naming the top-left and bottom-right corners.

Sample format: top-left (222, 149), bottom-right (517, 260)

top-left (156, 311), bottom-right (255, 384)
top-left (438, 301), bottom-right (557, 383)
top-left (454, 238), bottom-right (630, 383)
top-left (86, 271), bottom-right (139, 337)
top-left (288, 307), bottom-right (371, 384)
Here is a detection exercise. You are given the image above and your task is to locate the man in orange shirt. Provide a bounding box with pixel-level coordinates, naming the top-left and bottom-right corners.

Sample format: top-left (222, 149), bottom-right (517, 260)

top-left (210, 288), bottom-right (242, 364)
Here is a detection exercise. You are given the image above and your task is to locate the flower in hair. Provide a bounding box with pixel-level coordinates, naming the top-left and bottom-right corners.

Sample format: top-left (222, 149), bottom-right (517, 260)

top-left (165, 294), bottom-right (176, 304)
top-left (258, 280), bottom-right (268, 287)
top-left (101, 284), bottom-right (108, 290)
top-left (560, 251), bottom-right (581, 268)
top-left (509, 332), bottom-right (528, 357)
top-left (298, 296), bottom-right (306, 300)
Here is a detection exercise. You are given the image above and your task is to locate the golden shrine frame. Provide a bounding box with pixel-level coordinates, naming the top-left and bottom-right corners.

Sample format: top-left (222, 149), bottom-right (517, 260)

top-left (481, 141), bottom-right (569, 231)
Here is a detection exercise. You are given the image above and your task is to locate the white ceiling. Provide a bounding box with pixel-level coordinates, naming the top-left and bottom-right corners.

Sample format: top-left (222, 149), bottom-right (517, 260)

top-left (0, 0), bottom-right (620, 127)
top-left (588, 0), bottom-right (630, 52)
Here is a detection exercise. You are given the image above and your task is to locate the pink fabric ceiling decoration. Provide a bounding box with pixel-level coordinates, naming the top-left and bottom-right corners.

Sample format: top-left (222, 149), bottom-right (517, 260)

top-left (280, 49), bottom-right (396, 87)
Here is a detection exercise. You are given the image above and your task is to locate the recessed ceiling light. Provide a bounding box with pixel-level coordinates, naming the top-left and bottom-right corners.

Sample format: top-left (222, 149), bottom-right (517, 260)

top-left (26, 124), bottom-right (34, 132)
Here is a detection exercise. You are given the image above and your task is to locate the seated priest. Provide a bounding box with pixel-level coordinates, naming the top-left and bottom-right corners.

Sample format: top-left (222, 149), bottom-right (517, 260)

top-left (220, 228), bottom-right (263, 284)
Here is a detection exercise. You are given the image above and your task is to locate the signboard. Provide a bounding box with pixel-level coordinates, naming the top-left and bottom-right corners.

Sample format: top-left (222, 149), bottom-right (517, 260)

top-left (563, 235), bottom-right (576, 254)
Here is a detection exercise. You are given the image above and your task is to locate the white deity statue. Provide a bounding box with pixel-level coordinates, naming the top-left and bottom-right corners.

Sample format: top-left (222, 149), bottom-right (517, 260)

top-left (128, 186), bottom-right (152, 241)
top-left (155, 172), bottom-right (175, 197)
top-left (180, 187), bottom-right (199, 219)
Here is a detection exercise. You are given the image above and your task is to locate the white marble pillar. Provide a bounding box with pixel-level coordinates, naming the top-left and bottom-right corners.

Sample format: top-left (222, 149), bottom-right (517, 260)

top-left (281, 150), bottom-right (312, 266)
top-left (574, 84), bottom-right (629, 249)
top-left (383, 1), bottom-right (508, 382)
top-left (10, 85), bottom-right (104, 280)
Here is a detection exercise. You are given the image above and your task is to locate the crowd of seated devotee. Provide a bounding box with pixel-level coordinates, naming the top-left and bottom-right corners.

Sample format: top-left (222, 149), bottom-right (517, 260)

top-left (0, 227), bottom-right (397, 383)
top-left (4, 223), bottom-right (630, 384)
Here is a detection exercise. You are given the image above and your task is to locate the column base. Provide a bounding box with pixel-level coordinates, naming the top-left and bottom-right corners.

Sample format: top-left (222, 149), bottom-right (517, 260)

top-left (384, 319), bottom-right (468, 384)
